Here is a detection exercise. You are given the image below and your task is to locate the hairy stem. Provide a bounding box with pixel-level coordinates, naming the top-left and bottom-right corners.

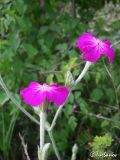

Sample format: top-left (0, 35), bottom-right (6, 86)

top-left (75, 61), bottom-right (92, 85)
top-left (49, 62), bottom-right (91, 131)
top-left (49, 105), bottom-right (64, 131)
top-left (42, 143), bottom-right (50, 160)
top-left (48, 131), bottom-right (61, 160)
top-left (111, 40), bottom-right (120, 47)
top-left (40, 111), bottom-right (46, 150)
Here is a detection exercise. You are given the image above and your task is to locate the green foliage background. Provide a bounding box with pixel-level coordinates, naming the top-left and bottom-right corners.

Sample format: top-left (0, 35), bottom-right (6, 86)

top-left (0, 0), bottom-right (120, 159)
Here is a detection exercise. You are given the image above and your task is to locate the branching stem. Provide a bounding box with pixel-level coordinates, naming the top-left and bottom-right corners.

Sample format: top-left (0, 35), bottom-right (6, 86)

top-left (49, 61), bottom-right (92, 131)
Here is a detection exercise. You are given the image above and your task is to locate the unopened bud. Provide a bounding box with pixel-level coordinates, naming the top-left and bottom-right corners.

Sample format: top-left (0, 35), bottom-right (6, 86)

top-left (71, 144), bottom-right (78, 160)
top-left (65, 71), bottom-right (74, 87)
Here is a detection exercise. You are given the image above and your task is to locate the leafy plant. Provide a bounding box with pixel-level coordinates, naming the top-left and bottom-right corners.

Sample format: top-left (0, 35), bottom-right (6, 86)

top-left (89, 133), bottom-right (113, 160)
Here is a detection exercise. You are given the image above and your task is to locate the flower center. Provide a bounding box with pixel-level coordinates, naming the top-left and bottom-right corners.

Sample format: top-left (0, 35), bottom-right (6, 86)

top-left (39, 84), bottom-right (51, 91)
top-left (95, 39), bottom-right (102, 46)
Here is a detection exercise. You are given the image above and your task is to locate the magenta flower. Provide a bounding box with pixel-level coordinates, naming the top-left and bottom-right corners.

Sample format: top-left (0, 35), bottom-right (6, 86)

top-left (20, 82), bottom-right (69, 107)
top-left (76, 33), bottom-right (114, 62)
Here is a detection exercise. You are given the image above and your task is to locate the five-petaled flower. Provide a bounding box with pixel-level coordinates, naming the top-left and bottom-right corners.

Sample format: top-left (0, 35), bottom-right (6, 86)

top-left (76, 32), bottom-right (115, 62)
top-left (20, 82), bottom-right (69, 107)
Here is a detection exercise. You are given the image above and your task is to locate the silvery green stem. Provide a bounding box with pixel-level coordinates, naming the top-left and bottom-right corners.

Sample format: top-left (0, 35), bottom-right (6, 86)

top-left (75, 61), bottom-right (92, 85)
top-left (45, 61), bottom-right (92, 159)
top-left (49, 62), bottom-right (92, 131)
top-left (49, 91), bottom-right (70, 132)
top-left (71, 144), bottom-right (78, 160)
top-left (111, 40), bottom-right (120, 47)
top-left (40, 111), bottom-right (46, 151)
top-left (48, 131), bottom-right (61, 160)
top-left (42, 143), bottom-right (50, 160)
top-left (49, 104), bottom-right (64, 131)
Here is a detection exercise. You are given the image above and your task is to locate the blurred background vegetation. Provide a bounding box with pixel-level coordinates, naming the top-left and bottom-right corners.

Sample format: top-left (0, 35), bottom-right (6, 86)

top-left (0, 0), bottom-right (120, 159)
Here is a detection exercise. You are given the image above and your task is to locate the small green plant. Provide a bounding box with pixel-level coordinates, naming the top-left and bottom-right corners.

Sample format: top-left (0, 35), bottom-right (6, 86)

top-left (90, 133), bottom-right (113, 160)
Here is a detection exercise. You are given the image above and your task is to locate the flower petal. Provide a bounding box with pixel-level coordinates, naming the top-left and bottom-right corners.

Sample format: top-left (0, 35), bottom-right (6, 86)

top-left (46, 85), bottom-right (69, 106)
top-left (76, 33), bottom-right (96, 52)
top-left (102, 41), bottom-right (115, 62)
top-left (20, 82), bottom-right (46, 107)
top-left (82, 45), bottom-right (101, 62)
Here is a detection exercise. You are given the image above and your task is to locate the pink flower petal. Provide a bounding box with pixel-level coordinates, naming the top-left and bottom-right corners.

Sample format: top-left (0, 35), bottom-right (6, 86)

top-left (46, 85), bottom-right (69, 106)
top-left (76, 33), bottom-right (96, 52)
top-left (20, 82), bottom-right (46, 107)
top-left (102, 41), bottom-right (115, 62)
top-left (104, 40), bottom-right (111, 46)
top-left (82, 46), bottom-right (101, 62)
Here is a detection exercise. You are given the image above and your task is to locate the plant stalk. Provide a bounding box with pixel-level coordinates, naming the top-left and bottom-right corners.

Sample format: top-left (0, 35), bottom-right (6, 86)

top-left (40, 110), bottom-right (46, 151)
top-left (49, 105), bottom-right (64, 131)
top-left (75, 61), bottom-right (92, 85)
top-left (49, 62), bottom-right (92, 131)
top-left (48, 131), bottom-right (61, 160)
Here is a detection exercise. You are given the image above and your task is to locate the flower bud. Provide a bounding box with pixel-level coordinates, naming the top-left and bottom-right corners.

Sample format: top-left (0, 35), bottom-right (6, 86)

top-left (65, 71), bottom-right (74, 87)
